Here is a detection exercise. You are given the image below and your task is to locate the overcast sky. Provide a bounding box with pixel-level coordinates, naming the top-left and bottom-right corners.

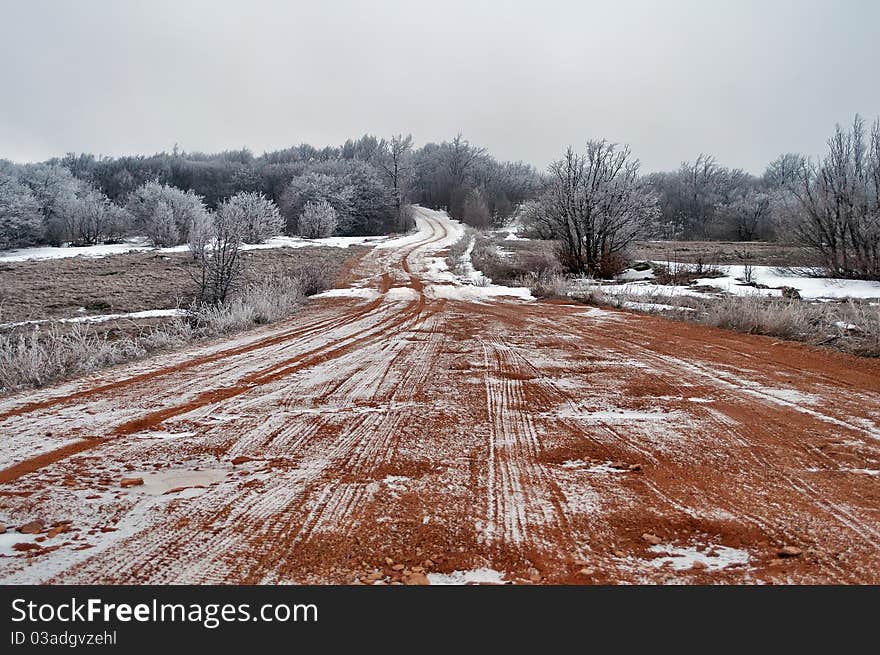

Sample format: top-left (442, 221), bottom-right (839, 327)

top-left (1, 0), bottom-right (877, 173)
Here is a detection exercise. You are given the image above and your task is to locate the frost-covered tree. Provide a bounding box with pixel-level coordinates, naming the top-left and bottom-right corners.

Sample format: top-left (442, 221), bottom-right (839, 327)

top-left (297, 200), bottom-right (338, 238)
top-left (791, 115), bottom-right (880, 279)
top-left (18, 163), bottom-right (82, 244)
top-left (221, 191), bottom-right (283, 243)
top-left (280, 173), bottom-right (353, 235)
top-left (191, 199), bottom-right (246, 304)
top-left (126, 182), bottom-right (207, 247)
top-left (187, 209), bottom-right (213, 261)
top-left (376, 134), bottom-right (413, 228)
top-left (536, 141), bottom-right (659, 275)
top-left (463, 187), bottom-right (491, 228)
top-left (0, 175), bottom-right (43, 249)
top-left (64, 190), bottom-right (132, 245)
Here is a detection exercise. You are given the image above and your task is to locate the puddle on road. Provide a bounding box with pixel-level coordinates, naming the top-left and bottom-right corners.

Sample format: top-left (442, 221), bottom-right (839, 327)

top-left (124, 468), bottom-right (228, 498)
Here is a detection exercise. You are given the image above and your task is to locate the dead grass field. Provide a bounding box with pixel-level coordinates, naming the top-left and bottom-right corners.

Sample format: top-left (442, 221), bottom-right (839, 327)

top-left (0, 246), bottom-right (367, 325)
top-left (630, 240), bottom-right (821, 268)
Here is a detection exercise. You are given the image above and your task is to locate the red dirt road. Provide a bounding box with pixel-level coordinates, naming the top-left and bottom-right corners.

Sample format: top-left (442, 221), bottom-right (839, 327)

top-left (1, 208), bottom-right (878, 584)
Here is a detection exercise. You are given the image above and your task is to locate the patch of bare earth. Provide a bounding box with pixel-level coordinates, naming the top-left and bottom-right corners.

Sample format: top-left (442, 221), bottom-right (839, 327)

top-left (0, 209), bottom-right (877, 584)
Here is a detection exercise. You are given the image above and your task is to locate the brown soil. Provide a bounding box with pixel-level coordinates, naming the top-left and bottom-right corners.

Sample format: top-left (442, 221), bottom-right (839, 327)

top-left (0, 210), bottom-right (877, 585)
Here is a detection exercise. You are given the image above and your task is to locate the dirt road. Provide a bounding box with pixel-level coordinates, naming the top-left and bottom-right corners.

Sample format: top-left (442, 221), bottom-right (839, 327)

top-left (1, 207), bottom-right (878, 584)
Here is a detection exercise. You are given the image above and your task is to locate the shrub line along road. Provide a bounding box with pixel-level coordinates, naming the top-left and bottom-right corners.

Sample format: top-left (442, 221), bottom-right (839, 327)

top-left (0, 207), bottom-right (878, 583)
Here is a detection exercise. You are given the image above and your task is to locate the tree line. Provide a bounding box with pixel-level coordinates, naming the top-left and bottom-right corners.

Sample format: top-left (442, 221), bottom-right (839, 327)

top-left (1, 118), bottom-right (878, 280)
top-left (0, 133), bottom-right (540, 251)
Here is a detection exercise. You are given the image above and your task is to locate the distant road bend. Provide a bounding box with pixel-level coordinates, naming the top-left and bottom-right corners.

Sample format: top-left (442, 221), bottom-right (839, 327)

top-left (1, 207), bottom-right (878, 584)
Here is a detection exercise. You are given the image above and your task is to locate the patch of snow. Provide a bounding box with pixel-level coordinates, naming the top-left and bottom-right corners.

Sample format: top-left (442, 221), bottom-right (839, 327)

top-left (623, 301), bottom-right (693, 313)
top-left (124, 468), bottom-right (227, 498)
top-left (0, 309), bottom-right (186, 330)
top-left (834, 321), bottom-right (858, 331)
top-left (617, 267), bottom-right (656, 281)
top-left (0, 234), bottom-right (390, 263)
top-left (647, 544), bottom-right (750, 571)
top-left (0, 530), bottom-right (40, 557)
top-left (425, 284), bottom-right (533, 302)
top-left (385, 287), bottom-right (421, 301)
top-left (427, 568), bottom-right (507, 585)
top-left (313, 288), bottom-right (380, 300)
top-left (560, 460), bottom-right (626, 474)
top-left (559, 408), bottom-right (677, 422)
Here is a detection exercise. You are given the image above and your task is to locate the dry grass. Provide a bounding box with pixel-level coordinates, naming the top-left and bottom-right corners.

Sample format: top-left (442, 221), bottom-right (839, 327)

top-left (0, 248), bottom-right (357, 394)
top-left (631, 239), bottom-right (821, 268)
top-left (0, 246), bottom-right (363, 325)
top-left (572, 285), bottom-right (880, 357)
top-left (470, 233), bottom-right (561, 285)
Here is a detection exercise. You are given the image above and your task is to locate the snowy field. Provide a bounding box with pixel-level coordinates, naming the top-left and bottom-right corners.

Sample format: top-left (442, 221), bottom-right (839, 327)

top-left (0, 234), bottom-right (391, 263)
top-left (588, 262), bottom-right (880, 303)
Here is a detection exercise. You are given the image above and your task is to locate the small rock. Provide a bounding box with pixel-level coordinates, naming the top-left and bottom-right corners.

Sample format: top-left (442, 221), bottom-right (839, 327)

top-left (613, 550), bottom-right (626, 558)
top-left (691, 560), bottom-right (707, 570)
top-left (641, 533), bottom-right (662, 545)
top-left (628, 463), bottom-right (643, 472)
top-left (0, 523), bottom-right (6, 534)
top-left (403, 572), bottom-right (430, 585)
top-left (384, 557), bottom-right (394, 565)
top-left (231, 456), bottom-right (252, 466)
top-left (18, 520), bottom-right (44, 534)
top-left (423, 559), bottom-right (434, 568)
top-left (120, 477), bottom-right (144, 488)
top-left (777, 546), bottom-right (802, 558)
top-left (13, 542), bottom-right (41, 552)
top-left (391, 564), bottom-right (405, 571)
top-left (577, 568), bottom-right (595, 577)
top-left (411, 566), bottom-right (424, 573)
top-left (46, 525), bottom-right (67, 539)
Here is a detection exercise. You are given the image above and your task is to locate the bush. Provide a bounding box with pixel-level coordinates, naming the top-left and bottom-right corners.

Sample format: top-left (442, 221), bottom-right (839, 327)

top-left (298, 200), bottom-right (338, 239)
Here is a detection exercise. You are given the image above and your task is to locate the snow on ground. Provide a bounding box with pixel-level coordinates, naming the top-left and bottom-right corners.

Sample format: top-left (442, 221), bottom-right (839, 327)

top-left (425, 284), bottom-right (534, 302)
top-left (647, 262), bottom-right (880, 301)
top-left (0, 309), bottom-right (186, 330)
top-left (645, 544), bottom-right (751, 571)
top-left (427, 568), bottom-right (506, 585)
top-left (0, 234), bottom-right (390, 263)
top-left (404, 207), bottom-right (533, 302)
top-left (313, 288), bottom-right (381, 300)
top-left (622, 301), bottom-right (694, 313)
top-left (586, 262), bottom-right (880, 303)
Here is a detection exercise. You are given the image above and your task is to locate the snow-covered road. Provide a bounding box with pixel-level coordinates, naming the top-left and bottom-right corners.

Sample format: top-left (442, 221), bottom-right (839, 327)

top-left (0, 207), bottom-right (878, 584)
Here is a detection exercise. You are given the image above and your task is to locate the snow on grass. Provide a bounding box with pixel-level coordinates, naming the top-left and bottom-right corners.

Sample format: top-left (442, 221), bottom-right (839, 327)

top-left (618, 267), bottom-right (656, 281)
top-left (0, 234), bottom-right (391, 263)
top-left (658, 262), bottom-right (880, 300)
top-left (622, 301), bottom-right (694, 313)
top-left (427, 568), bottom-right (507, 585)
top-left (646, 544), bottom-right (750, 571)
top-left (0, 308), bottom-right (186, 330)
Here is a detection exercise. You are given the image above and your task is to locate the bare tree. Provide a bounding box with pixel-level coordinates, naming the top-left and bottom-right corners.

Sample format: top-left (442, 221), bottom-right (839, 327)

top-left (191, 199), bottom-right (246, 304)
top-left (377, 134), bottom-right (413, 229)
top-left (538, 141), bottom-right (659, 275)
top-left (791, 115), bottom-right (880, 279)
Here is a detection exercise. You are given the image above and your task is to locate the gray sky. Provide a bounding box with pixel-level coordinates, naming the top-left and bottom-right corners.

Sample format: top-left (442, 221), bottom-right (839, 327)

top-left (1, 0), bottom-right (878, 173)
